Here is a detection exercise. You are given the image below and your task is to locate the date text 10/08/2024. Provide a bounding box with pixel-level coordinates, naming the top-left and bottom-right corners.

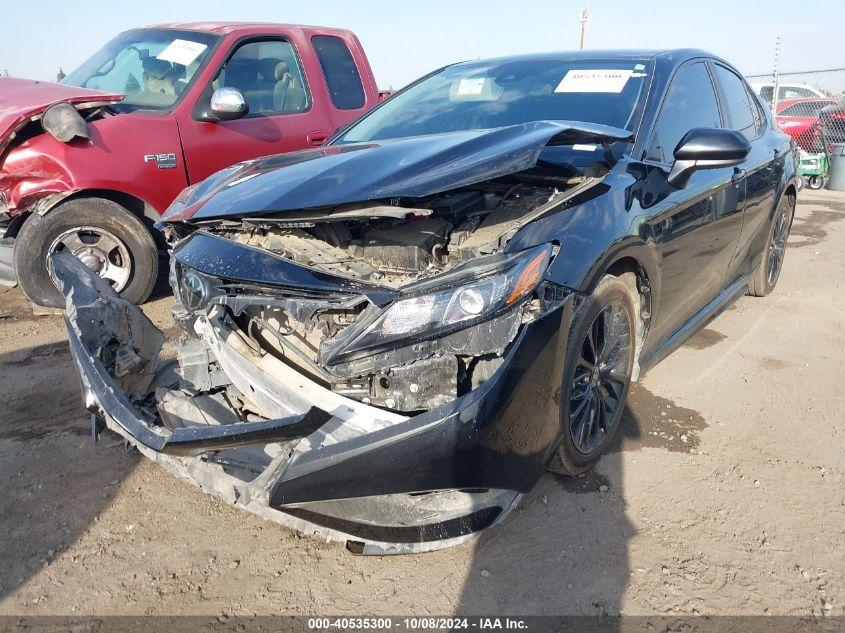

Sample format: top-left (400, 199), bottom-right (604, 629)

top-left (307, 618), bottom-right (529, 630)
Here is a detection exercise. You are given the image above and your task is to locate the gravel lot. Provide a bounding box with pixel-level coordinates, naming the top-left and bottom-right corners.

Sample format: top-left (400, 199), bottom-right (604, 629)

top-left (0, 189), bottom-right (843, 616)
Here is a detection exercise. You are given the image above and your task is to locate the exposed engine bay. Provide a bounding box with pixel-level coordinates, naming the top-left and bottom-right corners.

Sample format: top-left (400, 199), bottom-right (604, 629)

top-left (169, 175), bottom-right (594, 414)
top-left (228, 184), bottom-right (563, 284)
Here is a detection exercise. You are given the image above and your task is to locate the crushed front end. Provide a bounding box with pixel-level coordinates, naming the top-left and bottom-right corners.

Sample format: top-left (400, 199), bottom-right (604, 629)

top-left (55, 153), bottom-right (596, 553)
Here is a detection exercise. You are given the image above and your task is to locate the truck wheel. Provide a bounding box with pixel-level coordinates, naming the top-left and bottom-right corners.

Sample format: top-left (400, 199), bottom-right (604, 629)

top-left (747, 194), bottom-right (794, 297)
top-left (14, 198), bottom-right (158, 308)
top-left (547, 275), bottom-right (636, 476)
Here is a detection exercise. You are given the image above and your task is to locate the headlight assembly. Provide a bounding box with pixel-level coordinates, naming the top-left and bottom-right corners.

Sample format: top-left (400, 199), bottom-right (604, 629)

top-left (324, 243), bottom-right (553, 361)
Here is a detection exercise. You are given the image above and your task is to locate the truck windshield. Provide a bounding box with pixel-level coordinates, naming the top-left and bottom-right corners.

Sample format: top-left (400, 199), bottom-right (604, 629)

top-left (62, 29), bottom-right (219, 111)
top-left (338, 58), bottom-right (650, 143)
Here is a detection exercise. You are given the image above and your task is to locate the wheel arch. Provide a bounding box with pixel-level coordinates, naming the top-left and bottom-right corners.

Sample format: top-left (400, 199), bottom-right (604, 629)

top-left (50, 189), bottom-right (161, 224)
top-left (579, 243), bottom-right (658, 310)
top-left (15, 189), bottom-right (165, 247)
top-left (576, 248), bottom-right (657, 381)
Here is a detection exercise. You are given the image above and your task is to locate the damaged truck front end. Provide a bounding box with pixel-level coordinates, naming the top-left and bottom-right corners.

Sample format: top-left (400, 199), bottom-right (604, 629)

top-left (54, 121), bottom-right (628, 553)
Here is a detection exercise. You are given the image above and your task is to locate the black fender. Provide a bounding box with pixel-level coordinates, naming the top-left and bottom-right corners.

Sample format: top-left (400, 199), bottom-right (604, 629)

top-left (506, 168), bottom-right (661, 305)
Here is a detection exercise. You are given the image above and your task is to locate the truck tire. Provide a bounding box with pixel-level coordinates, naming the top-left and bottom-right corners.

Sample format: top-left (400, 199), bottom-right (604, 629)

top-left (547, 275), bottom-right (636, 476)
top-left (14, 198), bottom-right (158, 308)
top-left (747, 194), bottom-right (794, 298)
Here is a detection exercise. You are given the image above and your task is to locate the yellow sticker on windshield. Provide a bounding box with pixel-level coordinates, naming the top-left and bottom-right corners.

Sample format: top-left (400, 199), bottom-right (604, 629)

top-left (555, 69), bottom-right (633, 93)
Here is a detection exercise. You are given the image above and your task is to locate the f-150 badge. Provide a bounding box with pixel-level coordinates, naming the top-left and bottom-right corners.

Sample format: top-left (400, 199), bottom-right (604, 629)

top-left (144, 153), bottom-right (177, 169)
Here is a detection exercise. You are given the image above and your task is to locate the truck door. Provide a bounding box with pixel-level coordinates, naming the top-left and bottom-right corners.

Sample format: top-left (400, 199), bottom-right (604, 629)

top-left (178, 36), bottom-right (334, 183)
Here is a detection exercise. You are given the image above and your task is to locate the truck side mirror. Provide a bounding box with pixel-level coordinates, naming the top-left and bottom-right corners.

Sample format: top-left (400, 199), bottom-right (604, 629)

top-left (209, 88), bottom-right (249, 121)
top-left (193, 87), bottom-right (250, 123)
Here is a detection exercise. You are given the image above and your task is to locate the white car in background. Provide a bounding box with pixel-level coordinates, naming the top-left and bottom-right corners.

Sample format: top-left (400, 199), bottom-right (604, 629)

top-left (751, 82), bottom-right (828, 104)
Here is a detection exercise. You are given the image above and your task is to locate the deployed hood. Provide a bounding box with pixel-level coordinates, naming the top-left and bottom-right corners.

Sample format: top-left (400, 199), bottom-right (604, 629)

top-left (0, 78), bottom-right (123, 155)
top-left (161, 120), bottom-right (633, 223)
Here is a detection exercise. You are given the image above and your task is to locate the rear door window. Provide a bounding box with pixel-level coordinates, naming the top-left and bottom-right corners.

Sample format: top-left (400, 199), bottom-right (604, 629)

top-left (646, 61), bottom-right (721, 163)
top-left (312, 35), bottom-right (366, 110)
top-left (712, 65), bottom-right (758, 140)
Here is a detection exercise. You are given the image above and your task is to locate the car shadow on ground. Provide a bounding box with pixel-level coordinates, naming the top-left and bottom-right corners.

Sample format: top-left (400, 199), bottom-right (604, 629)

top-left (456, 381), bottom-right (707, 615)
top-left (456, 448), bottom-right (630, 616)
top-left (0, 336), bottom-right (139, 602)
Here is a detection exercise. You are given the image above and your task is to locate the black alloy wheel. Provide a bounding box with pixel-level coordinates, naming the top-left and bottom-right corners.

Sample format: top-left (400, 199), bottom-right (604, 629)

top-left (568, 299), bottom-right (632, 455)
top-left (766, 200), bottom-right (791, 288)
top-left (748, 195), bottom-right (794, 298)
top-left (548, 274), bottom-right (637, 476)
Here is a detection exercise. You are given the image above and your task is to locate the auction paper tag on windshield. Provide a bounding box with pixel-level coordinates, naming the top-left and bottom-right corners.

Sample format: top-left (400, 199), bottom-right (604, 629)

top-left (555, 69), bottom-right (633, 93)
top-left (457, 77), bottom-right (487, 96)
top-left (156, 39), bottom-right (208, 66)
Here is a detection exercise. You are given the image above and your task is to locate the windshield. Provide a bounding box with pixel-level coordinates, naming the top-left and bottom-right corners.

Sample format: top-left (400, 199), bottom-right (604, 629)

top-left (338, 58), bottom-right (650, 143)
top-left (62, 29), bottom-right (219, 111)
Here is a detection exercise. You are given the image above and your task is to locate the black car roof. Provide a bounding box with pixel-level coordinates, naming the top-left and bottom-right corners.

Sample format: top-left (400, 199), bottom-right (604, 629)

top-left (460, 48), bottom-right (723, 66)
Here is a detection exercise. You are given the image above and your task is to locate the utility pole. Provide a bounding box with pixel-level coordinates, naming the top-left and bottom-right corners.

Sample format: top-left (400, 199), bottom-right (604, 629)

top-left (578, 8), bottom-right (591, 50)
top-left (771, 36), bottom-right (782, 115)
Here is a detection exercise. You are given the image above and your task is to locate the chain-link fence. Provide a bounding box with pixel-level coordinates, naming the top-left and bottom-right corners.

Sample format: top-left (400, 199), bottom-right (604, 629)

top-left (742, 32), bottom-right (845, 189)
top-left (745, 68), bottom-right (845, 153)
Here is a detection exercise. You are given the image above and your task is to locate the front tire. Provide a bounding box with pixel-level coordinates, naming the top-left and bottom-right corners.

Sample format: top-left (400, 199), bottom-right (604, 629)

top-left (547, 275), bottom-right (636, 476)
top-left (14, 198), bottom-right (158, 308)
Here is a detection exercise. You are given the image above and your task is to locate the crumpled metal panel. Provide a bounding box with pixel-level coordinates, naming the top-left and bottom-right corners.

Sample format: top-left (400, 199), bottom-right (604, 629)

top-left (51, 250), bottom-right (164, 399)
top-left (161, 120), bottom-right (632, 223)
top-left (0, 77), bottom-right (122, 156)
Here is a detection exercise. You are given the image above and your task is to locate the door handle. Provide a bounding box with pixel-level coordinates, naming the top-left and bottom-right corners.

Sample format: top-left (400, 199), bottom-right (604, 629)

top-left (306, 131), bottom-right (330, 146)
top-left (732, 168), bottom-right (746, 188)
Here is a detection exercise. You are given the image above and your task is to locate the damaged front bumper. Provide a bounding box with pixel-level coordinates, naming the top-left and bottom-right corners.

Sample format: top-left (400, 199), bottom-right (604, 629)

top-left (54, 251), bottom-right (573, 554)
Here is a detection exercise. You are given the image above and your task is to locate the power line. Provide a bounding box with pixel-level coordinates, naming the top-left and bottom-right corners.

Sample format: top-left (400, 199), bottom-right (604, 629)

top-left (746, 67), bottom-right (845, 78)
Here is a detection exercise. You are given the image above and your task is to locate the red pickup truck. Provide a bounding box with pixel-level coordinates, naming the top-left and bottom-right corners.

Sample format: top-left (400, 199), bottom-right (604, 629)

top-left (0, 22), bottom-right (381, 307)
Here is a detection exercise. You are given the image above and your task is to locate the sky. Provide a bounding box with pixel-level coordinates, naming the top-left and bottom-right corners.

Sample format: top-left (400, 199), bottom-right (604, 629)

top-left (2, 0), bottom-right (844, 91)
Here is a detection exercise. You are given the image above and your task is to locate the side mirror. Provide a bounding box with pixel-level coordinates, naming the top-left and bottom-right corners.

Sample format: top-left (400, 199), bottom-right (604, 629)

top-left (667, 128), bottom-right (751, 188)
top-left (209, 87), bottom-right (249, 121)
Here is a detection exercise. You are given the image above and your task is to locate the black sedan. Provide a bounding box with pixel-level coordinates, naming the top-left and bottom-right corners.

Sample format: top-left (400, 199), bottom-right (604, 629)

top-left (54, 49), bottom-right (797, 554)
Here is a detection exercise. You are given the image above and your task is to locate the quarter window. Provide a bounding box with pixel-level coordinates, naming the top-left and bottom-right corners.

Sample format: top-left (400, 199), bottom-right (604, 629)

top-left (646, 62), bottom-right (721, 163)
top-left (312, 35), bottom-right (366, 110)
top-left (214, 39), bottom-right (309, 115)
top-left (713, 65), bottom-right (758, 140)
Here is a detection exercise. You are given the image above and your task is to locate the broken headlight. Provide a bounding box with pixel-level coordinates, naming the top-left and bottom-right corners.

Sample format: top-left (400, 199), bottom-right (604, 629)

top-left (333, 244), bottom-right (552, 357)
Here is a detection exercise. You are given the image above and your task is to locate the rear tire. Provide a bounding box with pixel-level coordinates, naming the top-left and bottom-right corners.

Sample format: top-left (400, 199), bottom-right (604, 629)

top-left (547, 275), bottom-right (636, 476)
top-left (14, 198), bottom-right (158, 308)
top-left (747, 194), bottom-right (794, 297)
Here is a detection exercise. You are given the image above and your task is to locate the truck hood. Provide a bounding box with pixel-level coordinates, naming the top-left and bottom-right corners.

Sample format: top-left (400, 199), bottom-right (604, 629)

top-left (0, 78), bottom-right (123, 155)
top-left (161, 120), bottom-right (633, 223)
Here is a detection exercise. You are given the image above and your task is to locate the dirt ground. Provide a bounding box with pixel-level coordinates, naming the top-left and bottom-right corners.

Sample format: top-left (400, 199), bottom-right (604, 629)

top-left (0, 189), bottom-right (843, 617)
